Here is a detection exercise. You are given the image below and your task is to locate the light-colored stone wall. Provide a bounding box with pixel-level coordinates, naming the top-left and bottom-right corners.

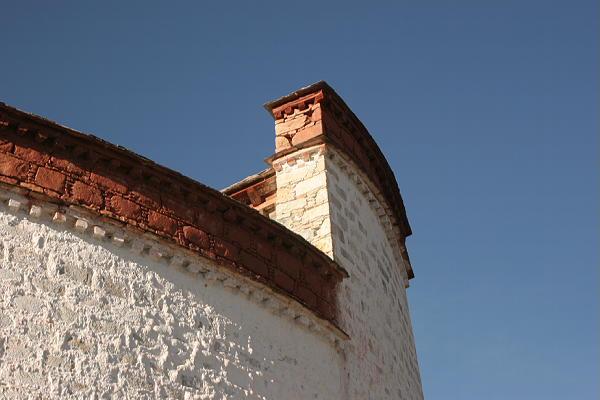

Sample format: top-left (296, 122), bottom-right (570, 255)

top-left (273, 146), bottom-right (424, 400)
top-left (325, 149), bottom-right (423, 400)
top-left (0, 198), bottom-right (343, 399)
top-left (273, 146), bottom-right (332, 257)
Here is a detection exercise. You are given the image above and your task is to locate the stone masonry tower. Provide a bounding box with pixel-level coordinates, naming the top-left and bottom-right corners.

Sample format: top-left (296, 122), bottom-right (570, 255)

top-left (265, 82), bottom-right (423, 399)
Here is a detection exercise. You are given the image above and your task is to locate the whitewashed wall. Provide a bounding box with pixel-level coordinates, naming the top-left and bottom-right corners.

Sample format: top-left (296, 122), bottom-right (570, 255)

top-left (0, 204), bottom-right (342, 399)
top-left (274, 146), bottom-right (424, 400)
top-left (325, 150), bottom-right (423, 400)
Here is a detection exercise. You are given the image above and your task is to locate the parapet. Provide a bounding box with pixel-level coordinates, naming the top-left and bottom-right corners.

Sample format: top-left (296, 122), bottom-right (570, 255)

top-left (0, 102), bottom-right (347, 325)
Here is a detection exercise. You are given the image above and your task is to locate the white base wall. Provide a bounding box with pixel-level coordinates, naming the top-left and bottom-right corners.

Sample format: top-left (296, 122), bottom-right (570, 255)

top-left (0, 207), bottom-right (342, 399)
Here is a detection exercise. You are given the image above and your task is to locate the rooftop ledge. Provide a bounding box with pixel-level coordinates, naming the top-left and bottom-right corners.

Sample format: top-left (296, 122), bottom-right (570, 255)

top-left (0, 101), bottom-right (348, 327)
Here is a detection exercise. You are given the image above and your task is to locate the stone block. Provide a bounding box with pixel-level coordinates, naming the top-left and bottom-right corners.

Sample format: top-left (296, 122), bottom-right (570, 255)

top-left (29, 205), bottom-right (42, 218)
top-left (90, 173), bottom-right (127, 194)
top-left (183, 226), bottom-right (209, 249)
top-left (52, 211), bottom-right (67, 223)
top-left (213, 238), bottom-right (239, 260)
top-left (34, 167), bottom-right (66, 193)
top-left (294, 172), bottom-right (327, 196)
top-left (14, 146), bottom-right (50, 164)
top-left (148, 211), bottom-right (178, 235)
top-left (0, 153), bottom-right (29, 179)
top-left (74, 218), bottom-right (88, 232)
top-left (239, 250), bottom-right (268, 277)
top-left (291, 121), bottom-right (323, 146)
top-left (110, 196), bottom-right (141, 220)
top-left (273, 269), bottom-right (295, 292)
top-left (72, 181), bottom-right (103, 207)
top-left (275, 114), bottom-right (309, 136)
top-left (50, 157), bottom-right (85, 176)
top-left (275, 136), bottom-right (291, 151)
top-left (7, 198), bottom-right (22, 211)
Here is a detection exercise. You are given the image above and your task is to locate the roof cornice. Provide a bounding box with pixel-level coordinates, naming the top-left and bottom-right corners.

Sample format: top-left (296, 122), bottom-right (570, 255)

top-left (0, 102), bottom-right (348, 324)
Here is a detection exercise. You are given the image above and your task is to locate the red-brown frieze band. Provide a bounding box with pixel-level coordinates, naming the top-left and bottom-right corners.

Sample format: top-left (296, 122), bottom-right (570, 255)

top-left (264, 81), bottom-right (414, 278)
top-left (0, 102), bottom-right (348, 324)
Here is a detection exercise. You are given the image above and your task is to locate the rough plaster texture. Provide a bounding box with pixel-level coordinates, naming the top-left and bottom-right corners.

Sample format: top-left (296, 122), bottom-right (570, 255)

top-left (274, 147), bottom-right (424, 400)
top-left (0, 205), bottom-right (343, 399)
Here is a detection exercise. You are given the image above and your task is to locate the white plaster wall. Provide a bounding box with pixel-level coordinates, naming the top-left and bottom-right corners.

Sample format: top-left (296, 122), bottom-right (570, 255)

top-left (0, 206), bottom-right (342, 399)
top-left (274, 147), bottom-right (424, 400)
top-left (324, 152), bottom-right (424, 400)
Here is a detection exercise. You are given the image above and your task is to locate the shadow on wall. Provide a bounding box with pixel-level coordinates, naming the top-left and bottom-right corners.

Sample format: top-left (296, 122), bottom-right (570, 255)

top-left (0, 207), bottom-right (342, 399)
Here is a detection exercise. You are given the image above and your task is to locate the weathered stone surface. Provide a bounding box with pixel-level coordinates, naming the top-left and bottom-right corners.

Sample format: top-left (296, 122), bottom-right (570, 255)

top-left (291, 121), bottom-right (323, 146)
top-left (14, 146), bottom-right (50, 164)
top-left (34, 167), bottom-right (65, 193)
top-left (50, 157), bottom-right (86, 176)
top-left (0, 153), bottom-right (29, 179)
top-left (275, 114), bottom-right (309, 136)
top-left (273, 270), bottom-right (295, 292)
top-left (275, 135), bottom-right (291, 151)
top-left (148, 211), bottom-right (178, 235)
top-left (90, 172), bottom-right (127, 193)
top-left (110, 196), bottom-right (141, 219)
top-left (273, 146), bottom-right (423, 400)
top-left (183, 225), bottom-right (209, 249)
top-left (0, 208), bottom-right (342, 399)
top-left (71, 181), bottom-right (103, 207)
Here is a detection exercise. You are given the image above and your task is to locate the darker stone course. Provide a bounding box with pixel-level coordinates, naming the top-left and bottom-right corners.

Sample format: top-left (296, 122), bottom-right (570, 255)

top-left (295, 285), bottom-right (317, 309)
top-left (34, 167), bottom-right (65, 193)
top-left (51, 157), bottom-right (86, 176)
top-left (183, 226), bottom-right (210, 249)
top-left (213, 238), bottom-right (239, 260)
top-left (0, 140), bottom-right (13, 153)
top-left (130, 189), bottom-right (160, 209)
top-left (274, 270), bottom-right (295, 292)
top-left (0, 153), bottom-right (29, 179)
top-left (110, 196), bottom-right (142, 220)
top-left (15, 145), bottom-right (50, 164)
top-left (0, 102), bottom-right (346, 327)
top-left (239, 250), bottom-right (269, 277)
top-left (255, 239), bottom-right (273, 261)
top-left (196, 211), bottom-right (224, 236)
top-left (71, 181), bottom-right (103, 207)
top-left (148, 211), bottom-right (178, 235)
top-left (276, 249), bottom-right (302, 279)
top-left (90, 173), bottom-right (127, 194)
top-left (226, 224), bottom-right (253, 246)
top-left (317, 298), bottom-right (336, 321)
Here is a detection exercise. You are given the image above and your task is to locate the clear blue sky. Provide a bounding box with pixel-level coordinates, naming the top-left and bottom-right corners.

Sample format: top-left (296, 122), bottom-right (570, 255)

top-left (1, 1), bottom-right (597, 399)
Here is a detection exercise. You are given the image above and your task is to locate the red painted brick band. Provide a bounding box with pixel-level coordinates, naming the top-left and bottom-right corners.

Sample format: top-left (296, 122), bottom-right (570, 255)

top-left (0, 102), bottom-right (347, 325)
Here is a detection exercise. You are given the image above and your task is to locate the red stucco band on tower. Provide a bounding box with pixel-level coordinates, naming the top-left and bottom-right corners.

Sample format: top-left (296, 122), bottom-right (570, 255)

top-left (264, 81), bottom-right (414, 278)
top-left (0, 103), bottom-right (348, 325)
